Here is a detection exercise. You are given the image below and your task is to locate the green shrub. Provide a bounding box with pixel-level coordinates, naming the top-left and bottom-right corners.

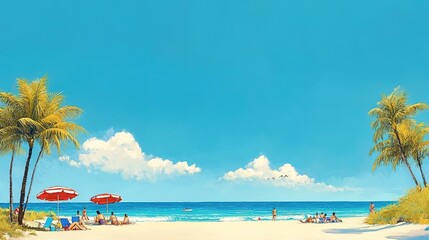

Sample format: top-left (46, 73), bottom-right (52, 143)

top-left (0, 208), bottom-right (55, 240)
top-left (366, 187), bottom-right (429, 224)
top-left (0, 209), bottom-right (25, 240)
top-left (366, 204), bottom-right (399, 224)
top-left (24, 210), bottom-right (55, 221)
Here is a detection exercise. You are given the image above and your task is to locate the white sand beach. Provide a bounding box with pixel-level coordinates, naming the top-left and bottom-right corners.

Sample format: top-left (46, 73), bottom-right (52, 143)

top-left (18, 217), bottom-right (429, 240)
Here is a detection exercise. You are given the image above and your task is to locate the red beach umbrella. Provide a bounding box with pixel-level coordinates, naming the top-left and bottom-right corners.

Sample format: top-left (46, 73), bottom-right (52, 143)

top-left (36, 186), bottom-right (78, 215)
top-left (90, 193), bottom-right (122, 215)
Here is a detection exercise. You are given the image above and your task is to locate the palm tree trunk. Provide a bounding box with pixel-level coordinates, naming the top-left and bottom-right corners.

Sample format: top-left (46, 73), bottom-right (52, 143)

top-left (17, 142), bottom-right (34, 225)
top-left (394, 128), bottom-right (420, 187)
top-left (403, 159), bottom-right (420, 187)
top-left (23, 144), bottom-right (44, 214)
top-left (416, 156), bottom-right (427, 187)
top-left (9, 151), bottom-right (15, 222)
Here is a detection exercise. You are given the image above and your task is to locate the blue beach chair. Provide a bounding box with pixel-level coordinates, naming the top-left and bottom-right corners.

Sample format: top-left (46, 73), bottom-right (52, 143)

top-left (72, 216), bottom-right (80, 223)
top-left (41, 217), bottom-right (56, 231)
top-left (60, 218), bottom-right (71, 230)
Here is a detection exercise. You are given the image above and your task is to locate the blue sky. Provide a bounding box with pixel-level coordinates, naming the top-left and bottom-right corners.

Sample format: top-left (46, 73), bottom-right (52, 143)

top-left (0, 0), bottom-right (429, 202)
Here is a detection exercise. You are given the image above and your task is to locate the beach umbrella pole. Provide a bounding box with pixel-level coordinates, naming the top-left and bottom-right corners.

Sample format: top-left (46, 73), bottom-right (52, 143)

top-left (57, 194), bottom-right (59, 215)
top-left (106, 199), bottom-right (109, 216)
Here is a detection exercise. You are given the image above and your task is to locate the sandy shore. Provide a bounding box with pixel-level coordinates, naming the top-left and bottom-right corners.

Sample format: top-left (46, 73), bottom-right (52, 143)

top-left (17, 217), bottom-right (429, 240)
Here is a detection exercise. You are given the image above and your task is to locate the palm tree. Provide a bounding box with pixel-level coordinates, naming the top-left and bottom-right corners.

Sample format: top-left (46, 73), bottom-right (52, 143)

top-left (2, 78), bottom-right (48, 225)
top-left (370, 130), bottom-right (402, 171)
top-left (0, 100), bottom-right (24, 222)
top-left (0, 76), bottom-right (83, 225)
top-left (369, 87), bottom-right (428, 187)
top-left (407, 122), bottom-right (429, 187)
top-left (23, 92), bottom-right (84, 214)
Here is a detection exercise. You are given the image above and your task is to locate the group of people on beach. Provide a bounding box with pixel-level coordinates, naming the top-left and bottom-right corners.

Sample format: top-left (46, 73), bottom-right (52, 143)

top-left (66, 207), bottom-right (130, 230)
top-left (270, 208), bottom-right (341, 223)
top-left (93, 210), bottom-right (130, 225)
top-left (300, 212), bottom-right (342, 223)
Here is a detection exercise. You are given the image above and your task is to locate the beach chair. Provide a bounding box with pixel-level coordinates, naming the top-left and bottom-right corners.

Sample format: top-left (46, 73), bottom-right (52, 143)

top-left (60, 218), bottom-right (71, 230)
top-left (41, 217), bottom-right (56, 231)
top-left (72, 216), bottom-right (80, 223)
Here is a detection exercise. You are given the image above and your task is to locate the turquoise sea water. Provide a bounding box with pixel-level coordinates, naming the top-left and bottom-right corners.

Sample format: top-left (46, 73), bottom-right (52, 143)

top-left (0, 201), bottom-right (394, 222)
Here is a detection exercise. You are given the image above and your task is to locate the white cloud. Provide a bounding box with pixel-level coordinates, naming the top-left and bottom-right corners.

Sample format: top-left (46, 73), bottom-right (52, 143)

top-left (58, 155), bottom-right (81, 167)
top-left (223, 155), bottom-right (357, 192)
top-left (61, 131), bottom-right (201, 181)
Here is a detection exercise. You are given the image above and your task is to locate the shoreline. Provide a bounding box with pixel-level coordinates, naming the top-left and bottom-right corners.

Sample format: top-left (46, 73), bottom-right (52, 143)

top-left (2, 201), bottom-right (394, 223)
top-left (18, 217), bottom-right (429, 240)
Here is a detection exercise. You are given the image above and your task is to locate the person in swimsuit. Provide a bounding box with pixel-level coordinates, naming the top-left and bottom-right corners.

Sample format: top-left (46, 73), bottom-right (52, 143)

top-left (82, 207), bottom-right (89, 221)
top-left (95, 210), bottom-right (106, 225)
top-left (330, 212), bottom-right (342, 222)
top-left (121, 214), bottom-right (130, 225)
top-left (68, 218), bottom-right (90, 230)
top-left (369, 202), bottom-right (375, 214)
top-left (110, 212), bottom-right (119, 225)
top-left (299, 215), bottom-right (313, 223)
top-left (272, 208), bottom-right (277, 221)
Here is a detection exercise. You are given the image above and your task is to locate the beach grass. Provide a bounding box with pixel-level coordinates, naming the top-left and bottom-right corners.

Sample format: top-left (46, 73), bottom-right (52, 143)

top-left (0, 208), bottom-right (25, 240)
top-left (0, 208), bottom-right (55, 240)
top-left (366, 187), bottom-right (429, 224)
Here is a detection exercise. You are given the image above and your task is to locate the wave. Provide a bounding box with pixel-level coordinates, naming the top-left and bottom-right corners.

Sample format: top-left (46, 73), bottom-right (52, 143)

top-left (132, 214), bottom-right (309, 222)
top-left (132, 216), bottom-right (173, 222)
top-left (277, 215), bottom-right (306, 220)
top-left (219, 217), bottom-right (246, 222)
top-left (219, 214), bottom-right (306, 222)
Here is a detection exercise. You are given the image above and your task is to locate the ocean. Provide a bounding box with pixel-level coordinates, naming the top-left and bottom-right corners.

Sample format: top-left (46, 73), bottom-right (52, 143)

top-left (0, 201), bottom-right (394, 222)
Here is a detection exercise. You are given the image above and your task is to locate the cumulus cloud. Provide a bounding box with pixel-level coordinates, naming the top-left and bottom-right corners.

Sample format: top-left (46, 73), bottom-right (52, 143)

top-left (58, 155), bottom-right (81, 167)
top-left (223, 155), bottom-right (356, 192)
top-left (61, 131), bottom-right (201, 181)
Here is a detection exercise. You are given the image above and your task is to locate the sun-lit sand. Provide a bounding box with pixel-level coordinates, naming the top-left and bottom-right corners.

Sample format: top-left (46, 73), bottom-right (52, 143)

top-left (17, 217), bottom-right (429, 240)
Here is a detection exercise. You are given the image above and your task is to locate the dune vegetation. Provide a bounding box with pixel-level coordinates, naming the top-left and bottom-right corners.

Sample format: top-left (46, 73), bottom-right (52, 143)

top-left (368, 87), bottom-right (429, 224)
top-left (0, 208), bottom-right (54, 240)
top-left (366, 188), bottom-right (429, 224)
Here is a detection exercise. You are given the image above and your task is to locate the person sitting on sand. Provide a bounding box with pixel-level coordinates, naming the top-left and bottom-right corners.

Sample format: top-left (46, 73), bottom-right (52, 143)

top-left (317, 212), bottom-right (324, 223)
top-left (312, 216), bottom-right (316, 223)
top-left (299, 215), bottom-right (313, 223)
top-left (76, 211), bottom-right (90, 230)
top-left (330, 212), bottom-right (342, 223)
top-left (68, 221), bottom-right (84, 230)
top-left (68, 217), bottom-right (90, 231)
top-left (320, 213), bottom-right (327, 223)
top-left (110, 212), bottom-right (119, 225)
top-left (95, 210), bottom-right (106, 225)
top-left (121, 214), bottom-right (130, 225)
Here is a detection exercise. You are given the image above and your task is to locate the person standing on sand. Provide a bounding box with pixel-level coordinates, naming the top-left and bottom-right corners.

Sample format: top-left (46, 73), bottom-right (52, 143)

top-left (369, 202), bottom-right (375, 214)
top-left (82, 207), bottom-right (89, 221)
top-left (272, 208), bottom-right (277, 221)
